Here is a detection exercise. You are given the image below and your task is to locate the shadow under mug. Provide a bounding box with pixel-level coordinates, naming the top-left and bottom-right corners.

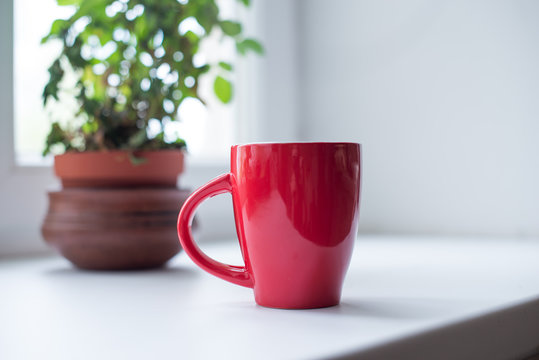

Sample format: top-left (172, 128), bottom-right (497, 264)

top-left (177, 142), bottom-right (361, 309)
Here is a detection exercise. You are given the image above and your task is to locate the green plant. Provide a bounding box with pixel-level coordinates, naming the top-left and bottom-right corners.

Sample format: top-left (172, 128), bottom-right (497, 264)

top-left (42, 0), bottom-right (262, 155)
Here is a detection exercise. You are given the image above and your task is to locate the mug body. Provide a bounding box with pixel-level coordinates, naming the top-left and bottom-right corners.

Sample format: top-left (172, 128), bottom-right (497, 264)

top-left (230, 142), bottom-right (361, 309)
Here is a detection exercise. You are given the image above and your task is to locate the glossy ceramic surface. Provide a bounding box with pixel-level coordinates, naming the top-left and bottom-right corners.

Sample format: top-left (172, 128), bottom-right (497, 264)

top-left (177, 142), bottom-right (361, 309)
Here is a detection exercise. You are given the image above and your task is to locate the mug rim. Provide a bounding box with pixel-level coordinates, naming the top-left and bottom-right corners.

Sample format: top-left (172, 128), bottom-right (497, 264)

top-left (232, 141), bottom-right (361, 149)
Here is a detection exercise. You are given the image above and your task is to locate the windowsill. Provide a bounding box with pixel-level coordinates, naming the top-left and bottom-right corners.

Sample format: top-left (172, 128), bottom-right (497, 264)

top-left (1, 235), bottom-right (538, 359)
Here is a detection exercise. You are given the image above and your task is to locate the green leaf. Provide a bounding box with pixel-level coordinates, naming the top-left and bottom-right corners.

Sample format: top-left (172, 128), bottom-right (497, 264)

top-left (197, 64), bottom-right (211, 74)
top-left (43, 122), bottom-right (68, 156)
top-left (237, 38), bottom-right (264, 55)
top-left (239, 0), bottom-right (251, 5)
top-left (128, 152), bottom-right (148, 166)
top-left (134, 16), bottom-right (151, 39)
top-left (51, 18), bottom-right (68, 34)
top-left (184, 30), bottom-right (200, 44)
top-left (219, 21), bottom-right (242, 36)
top-left (42, 59), bottom-right (64, 106)
top-left (57, 0), bottom-right (82, 5)
top-left (64, 37), bottom-right (87, 68)
top-left (195, 3), bottom-right (219, 34)
top-left (213, 76), bottom-right (232, 103)
top-left (41, 19), bottom-right (69, 43)
top-left (172, 137), bottom-right (186, 148)
top-left (81, 121), bottom-right (98, 134)
top-left (128, 129), bottom-right (148, 148)
top-left (218, 61), bottom-right (233, 71)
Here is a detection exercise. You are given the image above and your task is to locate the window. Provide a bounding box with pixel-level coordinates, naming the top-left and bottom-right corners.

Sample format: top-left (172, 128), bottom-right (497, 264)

top-left (2, 0), bottom-right (294, 256)
top-left (14, 0), bottom-right (241, 166)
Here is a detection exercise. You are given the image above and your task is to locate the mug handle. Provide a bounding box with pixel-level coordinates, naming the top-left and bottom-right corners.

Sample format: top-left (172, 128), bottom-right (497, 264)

top-left (177, 173), bottom-right (254, 288)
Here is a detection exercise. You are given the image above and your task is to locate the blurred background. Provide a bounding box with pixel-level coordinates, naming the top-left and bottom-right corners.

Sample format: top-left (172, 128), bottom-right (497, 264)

top-left (1, 0), bottom-right (539, 256)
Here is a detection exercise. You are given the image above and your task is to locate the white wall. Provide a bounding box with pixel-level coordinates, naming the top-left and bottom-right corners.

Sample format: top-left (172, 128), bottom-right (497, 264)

top-left (298, 0), bottom-right (539, 236)
top-left (238, 0), bottom-right (300, 143)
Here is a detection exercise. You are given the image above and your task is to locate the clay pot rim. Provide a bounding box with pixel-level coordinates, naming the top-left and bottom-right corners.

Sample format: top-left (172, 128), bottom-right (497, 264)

top-left (54, 149), bottom-right (185, 188)
top-left (54, 148), bottom-right (186, 160)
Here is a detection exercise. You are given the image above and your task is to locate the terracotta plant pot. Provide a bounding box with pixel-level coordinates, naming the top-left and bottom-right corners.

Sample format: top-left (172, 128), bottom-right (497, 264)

top-left (42, 149), bottom-right (189, 270)
top-left (42, 188), bottom-right (191, 270)
top-left (54, 150), bottom-right (184, 188)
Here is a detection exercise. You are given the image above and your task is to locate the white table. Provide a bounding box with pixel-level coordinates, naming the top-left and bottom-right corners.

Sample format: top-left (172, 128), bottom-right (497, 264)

top-left (1, 235), bottom-right (538, 360)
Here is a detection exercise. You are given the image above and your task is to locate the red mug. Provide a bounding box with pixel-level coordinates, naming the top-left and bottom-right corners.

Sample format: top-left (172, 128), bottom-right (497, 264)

top-left (177, 142), bottom-right (361, 309)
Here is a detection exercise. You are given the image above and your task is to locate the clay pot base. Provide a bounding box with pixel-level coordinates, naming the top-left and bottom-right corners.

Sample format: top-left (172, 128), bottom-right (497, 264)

top-left (42, 188), bottom-right (191, 270)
